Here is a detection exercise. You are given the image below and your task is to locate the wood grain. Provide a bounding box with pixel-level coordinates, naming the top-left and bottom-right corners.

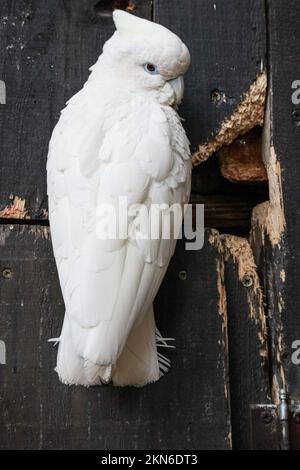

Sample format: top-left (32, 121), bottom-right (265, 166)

top-left (251, 0), bottom-right (300, 403)
top-left (0, 226), bottom-right (231, 449)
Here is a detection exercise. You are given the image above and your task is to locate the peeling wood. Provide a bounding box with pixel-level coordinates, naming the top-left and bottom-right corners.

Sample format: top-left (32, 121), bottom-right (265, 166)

top-left (216, 258), bottom-right (228, 332)
top-left (0, 196), bottom-right (27, 219)
top-left (192, 72), bottom-right (267, 166)
top-left (251, 97), bottom-right (286, 247)
top-left (208, 230), bottom-right (228, 330)
top-left (221, 235), bottom-right (267, 352)
top-left (248, 85), bottom-right (288, 404)
top-left (212, 229), bottom-right (271, 449)
top-left (250, 203), bottom-right (288, 402)
top-left (222, 236), bottom-right (259, 288)
top-left (209, 230), bottom-right (267, 339)
top-left (280, 270), bottom-right (286, 283)
top-left (263, 146), bottom-right (286, 247)
top-left (208, 230), bottom-right (230, 413)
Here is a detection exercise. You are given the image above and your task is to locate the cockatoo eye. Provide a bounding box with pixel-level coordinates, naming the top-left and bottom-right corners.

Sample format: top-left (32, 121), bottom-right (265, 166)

top-left (144, 63), bottom-right (159, 75)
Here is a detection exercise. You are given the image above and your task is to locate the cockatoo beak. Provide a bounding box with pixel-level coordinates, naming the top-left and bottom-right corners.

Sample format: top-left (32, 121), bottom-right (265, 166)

top-left (168, 76), bottom-right (184, 106)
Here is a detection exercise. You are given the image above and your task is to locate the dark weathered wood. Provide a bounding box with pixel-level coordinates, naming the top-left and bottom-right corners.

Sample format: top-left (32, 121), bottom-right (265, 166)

top-left (0, 226), bottom-right (231, 449)
top-left (290, 405), bottom-right (300, 450)
top-left (250, 0), bottom-right (300, 404)
top-left (221, 234), bottom-right (271, 449)
top-left (191, 186), bottom-right (269, 236)
top-left (250, 405), bottom-right (279, 450)
top-left (154, 0), bottom-right (266, 151)
top-left (0, 1), bottom-right (152, 219)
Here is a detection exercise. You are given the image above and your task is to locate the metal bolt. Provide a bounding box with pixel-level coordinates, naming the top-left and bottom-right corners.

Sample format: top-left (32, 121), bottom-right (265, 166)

top-left (2, 268), bottom-right (12, 279)
top-left (242, 274), bottom-right (253, 288)
top-left (178, 270), bottom-right (187, 281)
top-left (261, 410), bottom-right (274, 425)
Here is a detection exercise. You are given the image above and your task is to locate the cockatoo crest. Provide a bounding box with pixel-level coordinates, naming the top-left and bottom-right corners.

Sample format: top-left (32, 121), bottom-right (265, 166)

top-left (113, 9), bottom-right (169, 36)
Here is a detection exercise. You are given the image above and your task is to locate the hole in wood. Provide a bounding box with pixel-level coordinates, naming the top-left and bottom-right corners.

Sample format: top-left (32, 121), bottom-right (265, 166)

top-left (191, 126), bottom-right (269, 236)
top-left (2, 268), bottom-right (12, 280)
top-left (211, 89), bottom-right (226, 106)
top-left (178, 270), bottom-right (187, 281)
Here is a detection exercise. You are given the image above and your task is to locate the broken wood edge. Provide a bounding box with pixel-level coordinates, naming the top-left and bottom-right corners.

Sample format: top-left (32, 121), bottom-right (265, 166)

top-left (248, 93), bottom-right (287, 403)
top-left (209, 228), bottom-right (269, 384)
top-left (0, 196), bottom-right (28, 219)
top-left (209, 228), bottom-right (269, 423)
top-left (192, 71), bottom-right (267, 167)
top-left (208, 229), bottom-right (228, 326)
top-left (222, 234), bottom-right (268, 362)
top-left (250, 204), bottom-right (287, 404)
top-left (208, 229), bottom-right (232, 438)
top-left (250, 104), bottom-right (286, 249)
top-left (0, 196), bottom-right (49, 221)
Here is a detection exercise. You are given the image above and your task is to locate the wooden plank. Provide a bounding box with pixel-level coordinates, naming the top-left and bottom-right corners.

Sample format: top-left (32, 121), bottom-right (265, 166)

top-left (0, 0), bottom-right (152, 219)
top-left (0, 226), bottom-right (231, 449)
top-left (221, 235), bottom-right (271, 449)
top-left (250, 0), bottom-right (300, 404)
top-left (154, 0), bottom-right (266, 150)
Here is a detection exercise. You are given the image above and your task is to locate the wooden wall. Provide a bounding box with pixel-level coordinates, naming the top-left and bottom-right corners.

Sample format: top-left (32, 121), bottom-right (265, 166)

top-left (0, 0), bottom-right (299, 450)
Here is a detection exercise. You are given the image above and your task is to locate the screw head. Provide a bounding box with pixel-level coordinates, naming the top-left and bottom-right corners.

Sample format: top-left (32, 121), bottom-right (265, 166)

top-left (261, 410), bottom-right (274, 424)
top-left (2, 268), bottom-right (12, 280)
top-left (178, 270), bottom-right (187, 281)
top-left (242, 274), bottom-right (253, 288)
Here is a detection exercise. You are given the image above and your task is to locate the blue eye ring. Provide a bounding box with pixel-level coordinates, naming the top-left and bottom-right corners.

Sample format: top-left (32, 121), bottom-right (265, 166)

top-left (144, 63), bottom-right (159, 75)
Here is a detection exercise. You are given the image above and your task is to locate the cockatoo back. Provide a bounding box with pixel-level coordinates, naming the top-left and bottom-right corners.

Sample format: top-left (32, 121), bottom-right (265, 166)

top-left (47, 10), bottom-right (191, 387)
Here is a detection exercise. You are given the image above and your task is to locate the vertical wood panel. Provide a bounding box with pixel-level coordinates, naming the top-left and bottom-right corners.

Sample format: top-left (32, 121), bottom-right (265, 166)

top-left (222, 235), bottom-right (270, 449)
top-left (0, 226), bottom-right (231, 449)
top-left (254, 0), bottom-right (300, 403)
top-left (153, 0), bottom-right (266, 150)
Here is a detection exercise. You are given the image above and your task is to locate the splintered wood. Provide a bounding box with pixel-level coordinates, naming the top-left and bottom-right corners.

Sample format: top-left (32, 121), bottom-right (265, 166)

top-left (192, 72), bottom-right (267, 166)
top-left (0, 196), bottom-right (27, 219)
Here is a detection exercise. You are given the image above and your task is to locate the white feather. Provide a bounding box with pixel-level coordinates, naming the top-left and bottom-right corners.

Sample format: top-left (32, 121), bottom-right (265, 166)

top-left (47, 10), bottom-right (191, 387)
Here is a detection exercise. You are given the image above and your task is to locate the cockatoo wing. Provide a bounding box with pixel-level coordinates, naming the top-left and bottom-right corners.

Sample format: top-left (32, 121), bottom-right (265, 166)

top-left (47, 91), bottom-right (191, 386)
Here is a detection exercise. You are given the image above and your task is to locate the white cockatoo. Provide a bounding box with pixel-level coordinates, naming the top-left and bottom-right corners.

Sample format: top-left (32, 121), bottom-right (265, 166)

top-left (47, 10), bottom-right (191, 387)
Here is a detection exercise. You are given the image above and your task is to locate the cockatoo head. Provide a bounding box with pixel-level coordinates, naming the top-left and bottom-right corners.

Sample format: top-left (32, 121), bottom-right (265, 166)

top-left (100, 10), bottom-right (190, 107)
